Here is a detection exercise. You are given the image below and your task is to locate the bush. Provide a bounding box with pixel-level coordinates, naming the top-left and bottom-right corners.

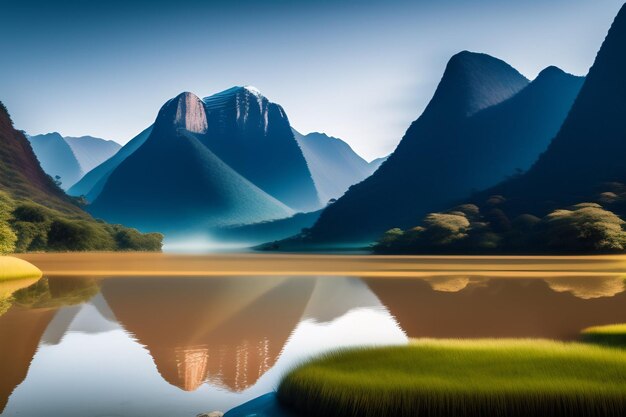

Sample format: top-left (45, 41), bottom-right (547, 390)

top-left (12, 221), bottom-right (48, 252)
top-left (13, 203), bottom-right (49, 223)
top-left (539, 204), bottom-right (626, 252)
top-left (113, 227), bottom-right (163, 251)
top-left (421, 212), bottom-right (470, 246)
top-left (0, 222), bottom-right (16, 254)
top-left (47, 219), bottom-right (116, 251)
top-left (374, 201), bottom-right (626, 255)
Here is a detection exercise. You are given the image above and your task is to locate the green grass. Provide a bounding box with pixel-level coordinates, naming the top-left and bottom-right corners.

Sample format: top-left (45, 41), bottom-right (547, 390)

top-left (278, 339), bottom-right (626, 417)
top-left (0, 256), bottom-right (42, 281)
top-left (581, 323), bottom-right (626, 348)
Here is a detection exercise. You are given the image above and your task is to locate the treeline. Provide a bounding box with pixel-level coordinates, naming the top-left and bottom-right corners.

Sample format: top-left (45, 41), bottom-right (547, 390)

top-left (0, 191), bottom-right (162, 254)
top-left (374, 193), bottom-right (626, 254)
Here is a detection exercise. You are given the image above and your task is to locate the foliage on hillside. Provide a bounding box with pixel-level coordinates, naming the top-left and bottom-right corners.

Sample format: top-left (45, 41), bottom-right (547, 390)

top-left (374, 195), bottom-right (626, 254)
top-left (0, 191), bottom-right (162, 253)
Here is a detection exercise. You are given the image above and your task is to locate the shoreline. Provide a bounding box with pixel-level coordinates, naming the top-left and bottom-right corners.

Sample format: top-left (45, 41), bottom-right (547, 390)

top-left (14, 252), bottom-right (626, 277)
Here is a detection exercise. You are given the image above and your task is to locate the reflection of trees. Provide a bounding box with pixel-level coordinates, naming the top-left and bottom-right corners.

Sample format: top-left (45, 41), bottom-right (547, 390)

top-left (366, 277), bottom-right (626, 340)
top-left (426, 276), bottom-right (489, 293)
top-left (101, 277), bottom-right (315, 392)
top-left (544, 276), bottom-right (626, 299)
top-left (0, 278), bottom-right (39, 317)
top-left (12, 277), bottom-right (99, 309)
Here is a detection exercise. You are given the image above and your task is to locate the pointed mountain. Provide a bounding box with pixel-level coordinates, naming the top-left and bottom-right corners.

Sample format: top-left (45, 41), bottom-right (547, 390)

top-left (71, 86), bottom-right (320, 212)
top-left (292, 129), bottom-right (378, 203)
top-left (201, 86), bottom-right (320, 211)
top-left (63, 135), bottom-right (121, 173)
top-left (68, 126), bottom-right (152, 200)
top-left (419, 51), bottom-right (531, 121)
top-left (484, 4), bottom-right (626, 216)
top-left (303, 52), bottom-right (552, 244)
top-left (88, 92), bottom-right (293, 233)
top-left (27, 132), bottom-right (83, 190)
top-left (0, 104), bottom-right (83, 215)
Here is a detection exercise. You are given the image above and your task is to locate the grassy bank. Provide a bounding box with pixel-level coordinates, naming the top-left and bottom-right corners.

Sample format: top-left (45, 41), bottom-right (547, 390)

top-left (0, 256), bottom-right (42, 281)
top-left (278, 339), bottom-right (626, 417)
top-left (582, 323), bottom-right (626, 348)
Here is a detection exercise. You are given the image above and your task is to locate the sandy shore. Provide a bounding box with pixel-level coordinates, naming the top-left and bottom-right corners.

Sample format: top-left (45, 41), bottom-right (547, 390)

top-left (14, 252), bottom-right (626, 278)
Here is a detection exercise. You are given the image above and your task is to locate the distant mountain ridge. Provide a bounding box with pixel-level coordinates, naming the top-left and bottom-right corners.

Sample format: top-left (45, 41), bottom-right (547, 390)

top-left (292, 129), bottom-right (382, 203)
top-left (302, 51), bottom-right (584, 245)
top-left (27, 132), bottom-right (83, 190)
top-left (68, 126), bottom-right (152, 200)
top-left (63, 135), bottom-right (121, 173)
top-left (28, 133), bottom-right (120, 190)
top-left (0, 105), bottom-right (82, 215)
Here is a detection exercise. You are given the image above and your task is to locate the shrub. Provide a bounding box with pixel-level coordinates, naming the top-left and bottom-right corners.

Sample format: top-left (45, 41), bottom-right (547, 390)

top-left (47, 219), bottom-right (116, 251)
top-left (12, 221), bottom-right (48, 252)
top-left (539, 204), bottom-right (626, 252)
top-left (13, 203), bottom-right (49, 223)
top-left (113, 227), bottom-right (163, 251)
top-left (0, 221), bottom-right (16, 254)
top-left (421, 212), bottom-right (470, 246)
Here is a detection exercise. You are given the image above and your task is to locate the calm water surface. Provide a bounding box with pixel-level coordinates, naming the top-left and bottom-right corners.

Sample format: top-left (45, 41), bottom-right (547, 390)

top-left (2, 269), bottom-right (626, 416)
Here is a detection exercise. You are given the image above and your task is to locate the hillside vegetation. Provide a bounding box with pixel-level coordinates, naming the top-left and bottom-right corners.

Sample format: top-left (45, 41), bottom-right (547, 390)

top-left (0, 102), bottom-right (162, 253)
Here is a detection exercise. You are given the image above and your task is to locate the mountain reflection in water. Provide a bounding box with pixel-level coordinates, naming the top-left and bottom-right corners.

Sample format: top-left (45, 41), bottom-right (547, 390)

top-left (1, 273), bottom-right (626, 416)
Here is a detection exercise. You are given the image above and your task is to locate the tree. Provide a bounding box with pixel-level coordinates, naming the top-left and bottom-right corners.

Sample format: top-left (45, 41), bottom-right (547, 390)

top-left (539, 204), bottom-right (626, 252)
top-left (376, 228), bottom-right (404, 249)
top-left (421, 213), bottom-right (470, 246)
top-left (0, 222), bottom-right (16, 254)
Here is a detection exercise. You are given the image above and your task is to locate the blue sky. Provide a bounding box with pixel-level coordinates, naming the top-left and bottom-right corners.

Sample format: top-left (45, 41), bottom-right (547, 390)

top-left (0, 0), bottom-right (622, 160)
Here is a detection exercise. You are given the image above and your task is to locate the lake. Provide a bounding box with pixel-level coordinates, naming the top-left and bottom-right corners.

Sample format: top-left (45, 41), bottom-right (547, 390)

top-left (2, 253), bottom-right (626, 416)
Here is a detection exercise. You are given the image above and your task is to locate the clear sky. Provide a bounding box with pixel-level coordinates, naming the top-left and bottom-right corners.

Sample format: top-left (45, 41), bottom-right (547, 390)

top-left (0, 0), bottom-right (623, 161)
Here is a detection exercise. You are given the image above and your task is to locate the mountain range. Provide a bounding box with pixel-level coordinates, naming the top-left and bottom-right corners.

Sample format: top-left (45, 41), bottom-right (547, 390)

top-left (68, 126), bottom-right (153, 200)
top-left (77, 86), bottom-right (378, 235)
top-left (292, 129), bottom-right (385, 203)
top-left (88, 92), bottom-right (294, 233)
top-left (300, 51), bottom-right (584, 245)
top-left (27, 133), bottom-right (120, 190)
top-left (0, 101), bottom-right (161, 252)
top-left (479, 3), bottom-right (626, 218)
top-left (0, 106), bottom-right (83, 215)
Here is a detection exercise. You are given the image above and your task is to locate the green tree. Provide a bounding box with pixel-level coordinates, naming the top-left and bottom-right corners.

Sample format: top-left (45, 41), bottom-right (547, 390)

top-left (421, 213), bottom-right (470, 246)
top-left (0, 221), bottom-right (17, 254)
top-left (539, 203), bottom-right (626, 252)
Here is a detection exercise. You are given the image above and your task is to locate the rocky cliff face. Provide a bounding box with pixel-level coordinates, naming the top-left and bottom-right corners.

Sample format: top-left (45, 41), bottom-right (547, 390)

top-left (201, 86), bottom-right (320, 212)
top-left (89, 91), bottom-right (294, 234)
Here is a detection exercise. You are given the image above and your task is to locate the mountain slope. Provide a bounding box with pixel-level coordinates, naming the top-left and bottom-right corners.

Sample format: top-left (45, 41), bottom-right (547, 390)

top-left (63, 135), bottom-right (121, 173)
top-left (201, 86), bottom-right (320, 211)
top-left (452, 66), bottom-right (584, 192)
top-left (369, 156), bottom-right (388, 172)
top-left (484, 4), bottom-right (626, 216)
top-left (0, 104), bottom-right (83, 215)
top-left (89, 92), bottom-right (293, 233)
top-left (292, 129), bottom-right (378, 203)
top-left (305, 52), bottom-right (533, 244)
top-left (27, 132), bottom-right (83, 190)
top-left (68, 126), bottom-right (152, 200)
